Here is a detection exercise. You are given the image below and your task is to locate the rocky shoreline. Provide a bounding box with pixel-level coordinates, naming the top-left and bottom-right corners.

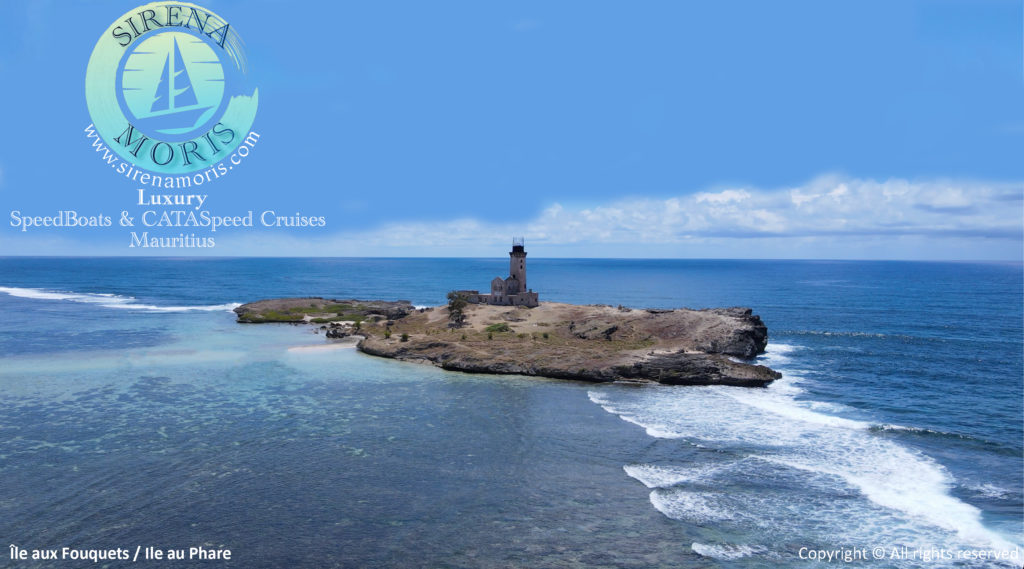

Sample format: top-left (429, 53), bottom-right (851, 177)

top-left (234, 298), bottom-right (781, 387)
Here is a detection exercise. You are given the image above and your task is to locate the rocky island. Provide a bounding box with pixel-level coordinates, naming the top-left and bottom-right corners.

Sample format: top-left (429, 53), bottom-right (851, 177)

top-left (233, 297), bottom-right (781, 387)
top-left (235, 240), bottom-right (780, 386)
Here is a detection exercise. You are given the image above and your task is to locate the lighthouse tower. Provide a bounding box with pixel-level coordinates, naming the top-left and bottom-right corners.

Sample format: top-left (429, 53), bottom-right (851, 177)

top-left (508, 237), bottom-right (527, 294)
top-left (453, 238), bottom-right (539, 307)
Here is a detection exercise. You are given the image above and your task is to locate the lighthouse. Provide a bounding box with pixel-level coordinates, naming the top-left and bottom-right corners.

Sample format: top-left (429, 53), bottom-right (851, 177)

top-left (508, 237), bottom-right (527, 294)
top-left (454, 238), bottom-right (539, 307)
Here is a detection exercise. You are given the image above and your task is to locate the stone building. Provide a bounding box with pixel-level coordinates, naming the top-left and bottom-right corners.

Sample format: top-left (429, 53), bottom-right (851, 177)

top-left (456, 238), bottom-right (539, 307)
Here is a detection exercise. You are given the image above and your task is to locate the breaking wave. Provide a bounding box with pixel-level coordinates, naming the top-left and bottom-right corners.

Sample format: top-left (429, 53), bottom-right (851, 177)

top-left (0, 286), bottom-right (240, 313)
top-left (691, 542), bottom-right (767, 561)
top-left (589, 343), bottom-right (1022, 565)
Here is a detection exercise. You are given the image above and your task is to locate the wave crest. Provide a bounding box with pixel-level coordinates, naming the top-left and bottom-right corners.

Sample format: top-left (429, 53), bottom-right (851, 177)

top-left (0, 286), bottom-right (239, 313)
top-left (691, 542), bottom-right (765, 560)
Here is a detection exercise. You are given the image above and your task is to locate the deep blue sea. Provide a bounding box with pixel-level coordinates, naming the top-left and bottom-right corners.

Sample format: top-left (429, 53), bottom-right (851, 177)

top-left (0, 257), bottom-right (1020, 568)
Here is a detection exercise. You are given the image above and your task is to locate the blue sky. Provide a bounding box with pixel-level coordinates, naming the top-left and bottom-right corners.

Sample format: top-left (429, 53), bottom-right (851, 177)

top-left (0, 0), bottom-right (1021, 259)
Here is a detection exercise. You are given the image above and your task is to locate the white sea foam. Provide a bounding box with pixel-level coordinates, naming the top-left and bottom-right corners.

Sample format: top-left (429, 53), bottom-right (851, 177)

top-left (784, 329), bottom-right (890, 338)
top-left (871, 423), bottom-right (964, 438)
top-left (587, 344), bottom-right (1024, 562)
top-left (588, 391), bottom-right (689, 439)
top-left (762, 342), bottom-right (799, 355)
top-left (650, 489), bottom-right (747, 525)
top-left (757, 342), bottom-right (799, 365)
top-left (753, 343), bottom-right (810, 395)
top-left (649, 454), bottom-right (1020, 565)
top-left (624, 462), bottom-right (740, 489)
top-left (0, 286), bottom-right (240, 313)
top-left (721, 387), bottom-right (873, 431)
top-left (691, 542), bottom-right (765, 560)
top-left (965, 483), bottom-right (1013, 500)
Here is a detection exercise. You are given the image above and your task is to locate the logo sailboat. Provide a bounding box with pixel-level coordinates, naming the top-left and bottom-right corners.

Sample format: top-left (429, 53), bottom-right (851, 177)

top-left (135, 37), bottom-right (212, 132)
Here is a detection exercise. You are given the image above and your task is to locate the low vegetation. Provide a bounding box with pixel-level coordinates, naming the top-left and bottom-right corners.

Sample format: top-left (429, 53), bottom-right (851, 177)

top-left (235, 298), bottom-right (413, 324)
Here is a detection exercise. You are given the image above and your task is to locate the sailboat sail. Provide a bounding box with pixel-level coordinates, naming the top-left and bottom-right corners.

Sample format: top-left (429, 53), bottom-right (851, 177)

top-left (137, 35), bottom-right (212, 133)
top-left (171, 38), bottom-right (198, 108)
top-left (150, 56), bottom-right (170, 113)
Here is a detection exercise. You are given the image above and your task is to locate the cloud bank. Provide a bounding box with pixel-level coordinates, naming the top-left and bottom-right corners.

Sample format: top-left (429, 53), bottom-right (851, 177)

top-left (6, 176), bottom-right (1023, 259)
top-left (283, 175), bottom-right (1020, 259)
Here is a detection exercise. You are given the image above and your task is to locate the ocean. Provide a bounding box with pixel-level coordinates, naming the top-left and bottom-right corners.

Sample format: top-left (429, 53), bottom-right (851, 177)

top-left (0, 257), bottom-right (1020, 568)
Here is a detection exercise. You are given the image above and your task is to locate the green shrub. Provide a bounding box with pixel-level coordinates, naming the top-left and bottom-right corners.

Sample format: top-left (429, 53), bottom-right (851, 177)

top-left (400, 333), bottom-right (409, 342)
top-left (262, 310), bottom-right (302, 322)
top-left (485, 323), bottom-right (511, 333)
top-left (542, 332), bottom-right (549, 339)
top-left (447, 291), bottom-right (468, 327)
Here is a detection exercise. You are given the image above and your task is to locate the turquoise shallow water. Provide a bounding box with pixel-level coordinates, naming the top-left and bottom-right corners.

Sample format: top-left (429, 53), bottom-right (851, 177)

top-left (0, 258), bottom-right (1020, 567)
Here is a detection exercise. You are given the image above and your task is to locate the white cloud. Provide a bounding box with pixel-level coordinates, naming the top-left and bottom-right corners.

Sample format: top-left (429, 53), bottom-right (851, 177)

top-left (4, 176), bottom-right (1021, 260)
top-left (694, 189), bottom-right (751, 204)
top-left (256, 175), bottom-right (1022, 259)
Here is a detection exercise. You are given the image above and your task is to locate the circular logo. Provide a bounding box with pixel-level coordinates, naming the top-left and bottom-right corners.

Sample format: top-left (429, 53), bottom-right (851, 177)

top-left (86, 2), bottom-right (258, 174)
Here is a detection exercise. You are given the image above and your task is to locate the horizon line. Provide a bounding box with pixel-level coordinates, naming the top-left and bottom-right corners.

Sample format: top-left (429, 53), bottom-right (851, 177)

top-left (0, 255), bottom-right (1020, 265)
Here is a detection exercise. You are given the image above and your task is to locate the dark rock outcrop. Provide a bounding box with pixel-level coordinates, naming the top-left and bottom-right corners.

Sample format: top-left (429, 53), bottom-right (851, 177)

top-left (613, 352), bottom-right (780, 387)
top-left (694, 308), bottom-right (770, 358)
top-left (355, 302), bottom-right (781, 387)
